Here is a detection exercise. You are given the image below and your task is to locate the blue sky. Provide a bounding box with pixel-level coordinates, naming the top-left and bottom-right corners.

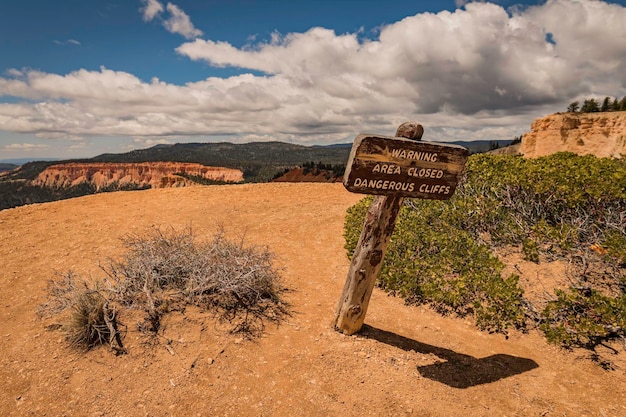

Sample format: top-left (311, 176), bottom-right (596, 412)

top-left (1, 0), bottom-right (626, 161)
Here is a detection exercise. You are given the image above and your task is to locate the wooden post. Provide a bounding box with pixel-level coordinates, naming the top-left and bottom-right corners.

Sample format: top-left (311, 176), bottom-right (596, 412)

top-left (333, 122), bottom-right (423, 335)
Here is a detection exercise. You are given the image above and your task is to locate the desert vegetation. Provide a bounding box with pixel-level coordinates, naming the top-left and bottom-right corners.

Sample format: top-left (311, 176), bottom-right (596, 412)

top-left (344, 152), bottom-right (626, 363)
top-left (38, 227), bottom-right (287, 352)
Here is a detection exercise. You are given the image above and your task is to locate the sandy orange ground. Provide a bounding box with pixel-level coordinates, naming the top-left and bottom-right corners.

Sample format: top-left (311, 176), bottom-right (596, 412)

top-left (1, 183), bottom-right (625, 416)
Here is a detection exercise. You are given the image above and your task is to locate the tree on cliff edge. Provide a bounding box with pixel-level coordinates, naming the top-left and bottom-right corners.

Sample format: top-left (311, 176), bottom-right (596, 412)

top-left (567, 101), bottom-right (580, 113)
top-left (612, 98), bottom-right (621, 111)
top-left (567, 96), bottom-right (626, 113)
top-left (580, 98), bottom-right (599, 113)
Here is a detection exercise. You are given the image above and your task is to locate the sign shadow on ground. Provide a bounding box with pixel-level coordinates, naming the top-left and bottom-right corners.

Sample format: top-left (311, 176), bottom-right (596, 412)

top-left (360, 325), bottom-right (539, 389)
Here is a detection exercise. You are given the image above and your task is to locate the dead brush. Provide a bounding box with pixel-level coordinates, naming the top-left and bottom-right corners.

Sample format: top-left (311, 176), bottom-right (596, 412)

top-left (103, 226), bottom-right (288, 338)
top-left (66, 291), bottom-right (124, 353)
top-left (186, 231), bottom-right (287, 335)
top-left (41, 226), bottom-right (287, 352)
top-left (39, 273), bottom-right (125, 353)
top-left (38, 270), bottom-right (84, 318)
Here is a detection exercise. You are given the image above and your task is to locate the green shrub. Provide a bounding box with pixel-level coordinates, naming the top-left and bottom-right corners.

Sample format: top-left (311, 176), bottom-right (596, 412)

top-left (603, 229), bottom-right (626, 267)
top-left (346, 197), bottom-right (526, 334)
top-left (344, 153), bottom-right (626, 353)
top-left (540, 288), bottom-right (626, 350)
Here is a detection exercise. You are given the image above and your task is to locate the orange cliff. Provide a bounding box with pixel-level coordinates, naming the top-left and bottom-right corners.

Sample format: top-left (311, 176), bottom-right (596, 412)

top-left (32, 162), bottom-right (244, 190)
top-left (521, 111), bottom-right (626, 158)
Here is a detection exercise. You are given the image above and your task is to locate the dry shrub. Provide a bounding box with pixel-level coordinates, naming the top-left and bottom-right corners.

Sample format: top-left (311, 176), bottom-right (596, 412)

top-left (65, 292), bottom-right (124, 352)
top-left (38, 273), bottom-right (125, 353)
top-left (41, 226), bottom-right (287, 352)
top-left (105, 226), bottom-right (287, 335)
top-left (38, 270), bottom-right (84, 318)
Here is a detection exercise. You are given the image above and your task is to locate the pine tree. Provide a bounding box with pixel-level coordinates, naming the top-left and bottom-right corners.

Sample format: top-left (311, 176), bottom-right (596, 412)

top-left (567, 101), bottom-right (580, 112)
top-left (581, 98), bottom-right (599, 113)
top-left (612, 98), bottom-right (620, 111)
top-left (601, 96), bottom-right (611, 112)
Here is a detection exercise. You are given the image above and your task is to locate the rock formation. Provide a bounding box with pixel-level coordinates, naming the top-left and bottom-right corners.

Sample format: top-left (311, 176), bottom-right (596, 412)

top-left (32, 162), bottom-right (244, 190)
top-left (521, 111), bottom-right (626, 158)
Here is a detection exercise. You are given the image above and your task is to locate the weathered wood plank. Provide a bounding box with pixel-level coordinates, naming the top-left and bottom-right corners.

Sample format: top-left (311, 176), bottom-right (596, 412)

top-left (343, 135), bottom-right (468, 199)
top-left (333, 122), bottom-right (424, 335)
top-left (333, 193), bottom-right (403, 334)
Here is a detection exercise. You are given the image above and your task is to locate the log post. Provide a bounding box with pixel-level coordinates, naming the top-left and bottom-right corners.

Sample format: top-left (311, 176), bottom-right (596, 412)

top-left (333, 122), bottom-right (423, 335)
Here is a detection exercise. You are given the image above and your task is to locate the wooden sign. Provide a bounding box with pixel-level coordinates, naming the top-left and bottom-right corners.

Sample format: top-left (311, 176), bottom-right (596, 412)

top-left (343, 134), bottom-right (469, 200)
top-left (334, 123), bottom-right (469, 336)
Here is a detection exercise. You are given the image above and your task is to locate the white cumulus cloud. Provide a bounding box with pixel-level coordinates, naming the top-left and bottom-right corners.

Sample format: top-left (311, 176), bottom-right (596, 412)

top-left (140, 0), bottom-right (164, 21)
top-left (140, 0), bottom-right (202, 39)
top-left (1, 0), bottom-right (625, 149)
top-left (163, 3), bottom-right (203, 39)
top-left (176, 0), bottom-right (625, 116)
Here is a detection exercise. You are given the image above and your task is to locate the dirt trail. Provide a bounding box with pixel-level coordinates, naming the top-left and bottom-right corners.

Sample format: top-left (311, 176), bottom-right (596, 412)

top-left (1, 183), bottom-right (625, 416)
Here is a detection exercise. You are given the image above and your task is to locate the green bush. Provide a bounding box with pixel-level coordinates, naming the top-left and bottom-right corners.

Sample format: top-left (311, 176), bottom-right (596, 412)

top-left (344, 153), bottom-right (626, 353)
top-left (345, 197), bottom-right (526, 334)
top-left (540, 288), bottom-right (626, 350)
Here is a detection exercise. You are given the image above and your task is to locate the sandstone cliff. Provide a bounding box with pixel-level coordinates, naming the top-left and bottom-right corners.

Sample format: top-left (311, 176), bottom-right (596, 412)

top-left (32, 162), bottom-right (244, 190)
top-left (521, 111), bottom-right (626, 158)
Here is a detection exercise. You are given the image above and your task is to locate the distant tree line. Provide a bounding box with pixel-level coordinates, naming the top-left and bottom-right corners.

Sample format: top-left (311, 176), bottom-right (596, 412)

top-left (301, 161), bottom-right (345, 177)
top-left (567, 96), bottom-right (626, 113)
top-left (0, 182), bottom-right (149, 211)
top-left (270, 161), bottom-right (346, 181)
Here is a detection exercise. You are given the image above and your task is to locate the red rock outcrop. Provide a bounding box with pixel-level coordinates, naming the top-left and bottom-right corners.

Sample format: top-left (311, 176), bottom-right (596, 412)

top-left (32, 162), bottom-right (244, 190)
top-left (521, 111), bottom-right (626, 158)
